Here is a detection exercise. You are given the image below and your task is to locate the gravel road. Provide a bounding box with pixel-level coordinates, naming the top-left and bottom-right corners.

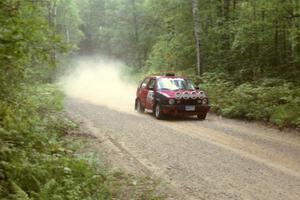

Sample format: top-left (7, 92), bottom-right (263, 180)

top-left (66, 98), bottom-right (300, 200)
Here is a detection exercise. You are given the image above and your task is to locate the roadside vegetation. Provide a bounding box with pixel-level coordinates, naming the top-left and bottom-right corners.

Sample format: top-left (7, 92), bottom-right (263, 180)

top-left (0, 1), bottom-right (163, 199)
top-left (203, 74), bottom-right (300, 128)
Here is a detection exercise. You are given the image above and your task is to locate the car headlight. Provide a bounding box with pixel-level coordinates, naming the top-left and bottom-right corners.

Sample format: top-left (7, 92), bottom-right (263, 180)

top-left (175, 92), bottom-right (182, 100)
top-left (199, 91), bottom-right (206, 98)
top-left (183, 92), bottom-right (189, 99)
top-left (169, 99), bottom-right (175, 105)
top-left (196, 91), bottom-right (202, 98)
top-left (202, 99), bottom-right (208, 105)
top-left (191, 91), bottom-right (197, 99)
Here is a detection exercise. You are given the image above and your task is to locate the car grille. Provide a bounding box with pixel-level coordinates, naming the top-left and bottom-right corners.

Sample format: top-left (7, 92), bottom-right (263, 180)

top-left (177, 99), bottom-right (198, 105)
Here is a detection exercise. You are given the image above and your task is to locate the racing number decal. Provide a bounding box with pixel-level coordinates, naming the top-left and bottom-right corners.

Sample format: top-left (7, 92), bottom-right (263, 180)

top-left (146, 91), bottom-right (154, 105)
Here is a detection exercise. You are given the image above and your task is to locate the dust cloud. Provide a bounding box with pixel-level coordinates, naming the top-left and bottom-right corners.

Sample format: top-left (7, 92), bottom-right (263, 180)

top-left (59, 57), bottom-right (137, 114)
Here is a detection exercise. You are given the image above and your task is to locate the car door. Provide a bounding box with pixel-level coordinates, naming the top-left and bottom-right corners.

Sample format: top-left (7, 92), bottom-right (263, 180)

top-left (138, 78), bottom-right (150, 107)
top-left (145, 78), bottom-right (156, 109)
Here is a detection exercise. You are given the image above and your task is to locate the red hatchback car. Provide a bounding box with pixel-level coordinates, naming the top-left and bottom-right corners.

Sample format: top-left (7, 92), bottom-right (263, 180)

top-left (135, 74), bottom-right (210, 120)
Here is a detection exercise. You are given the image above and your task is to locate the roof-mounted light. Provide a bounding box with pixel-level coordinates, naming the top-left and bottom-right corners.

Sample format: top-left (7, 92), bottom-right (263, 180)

top-left (165, 73), bottom-right (175, 76)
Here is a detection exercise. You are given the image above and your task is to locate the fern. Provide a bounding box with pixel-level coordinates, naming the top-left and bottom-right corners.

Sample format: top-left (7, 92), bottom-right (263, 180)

top-left (10, 181), bottom-right (31, 200)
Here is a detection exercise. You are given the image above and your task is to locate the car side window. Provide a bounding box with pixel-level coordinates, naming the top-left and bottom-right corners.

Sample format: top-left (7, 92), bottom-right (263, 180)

top-left (148, 79), bottom-right (156, 90)
top-left (141, 78), bottom-right (150, 89)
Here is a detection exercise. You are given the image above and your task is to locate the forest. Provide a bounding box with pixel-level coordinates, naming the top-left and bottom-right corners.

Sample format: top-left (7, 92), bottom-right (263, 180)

top-left (75, 0), bottom-right (300, 128)
top-left (0, 0), bottom-right (299, 199)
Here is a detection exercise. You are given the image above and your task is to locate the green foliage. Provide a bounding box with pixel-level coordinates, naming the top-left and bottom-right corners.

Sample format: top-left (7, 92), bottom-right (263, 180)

top-left (146, 33), bottom-right (195, 73)
top-left (203, 73), bottom-right (300, 128)
top-left (0, 0), bottom-right (66, 91)
top-left (56, 0), bottom-right (84, 49)
top-left (9, 181), bottom-right (31, 200)
top-left (75, 0), bottom-right (300, 85)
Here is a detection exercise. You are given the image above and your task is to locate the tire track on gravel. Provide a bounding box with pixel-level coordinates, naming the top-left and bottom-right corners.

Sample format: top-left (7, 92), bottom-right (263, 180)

top-left (160, 120), bottom-right (300, 178)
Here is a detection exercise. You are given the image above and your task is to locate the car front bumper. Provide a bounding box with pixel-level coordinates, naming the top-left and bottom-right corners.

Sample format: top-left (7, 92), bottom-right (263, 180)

top-left (160, 104), bottom-right (210, 116)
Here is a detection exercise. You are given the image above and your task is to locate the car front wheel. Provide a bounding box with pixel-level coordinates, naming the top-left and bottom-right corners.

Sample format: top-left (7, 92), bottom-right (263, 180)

top-left (154, 103), bottom-right (164, 119)
top-left (197, 113), bottom-right (207, 120)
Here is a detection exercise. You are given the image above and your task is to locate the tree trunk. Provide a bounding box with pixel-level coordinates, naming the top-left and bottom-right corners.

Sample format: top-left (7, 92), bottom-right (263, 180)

top-left (47, 0), bottom-right (57, 82)
top-left (192, 0), bottom-right (203, 76)
top-left (131, 0), bottom-right (142, 68)
top-left (223, 0), bottom-right (230, 49)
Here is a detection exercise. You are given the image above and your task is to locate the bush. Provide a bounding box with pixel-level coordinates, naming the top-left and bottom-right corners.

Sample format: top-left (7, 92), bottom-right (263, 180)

top-left (203, 73), bottom-right (300, 128)
top-left (0, 85), bottom-right (105, 199)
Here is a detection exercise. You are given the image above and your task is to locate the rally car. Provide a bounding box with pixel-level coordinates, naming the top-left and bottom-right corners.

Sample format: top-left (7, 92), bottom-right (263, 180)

top-left (134, 73), bottom-right (210, 120)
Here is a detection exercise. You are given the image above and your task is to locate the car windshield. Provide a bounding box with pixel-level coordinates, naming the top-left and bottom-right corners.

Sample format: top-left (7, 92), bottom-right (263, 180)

top-left (157, 78), bottom-right (195, 90)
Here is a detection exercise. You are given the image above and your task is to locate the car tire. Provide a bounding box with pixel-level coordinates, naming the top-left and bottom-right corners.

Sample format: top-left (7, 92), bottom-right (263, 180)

top-left (154, 103), bottom-right (164, 119)
top-left (197, 113), bottom-right (207, 120)
top-left (136, 99), bottom-right (145, 113)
